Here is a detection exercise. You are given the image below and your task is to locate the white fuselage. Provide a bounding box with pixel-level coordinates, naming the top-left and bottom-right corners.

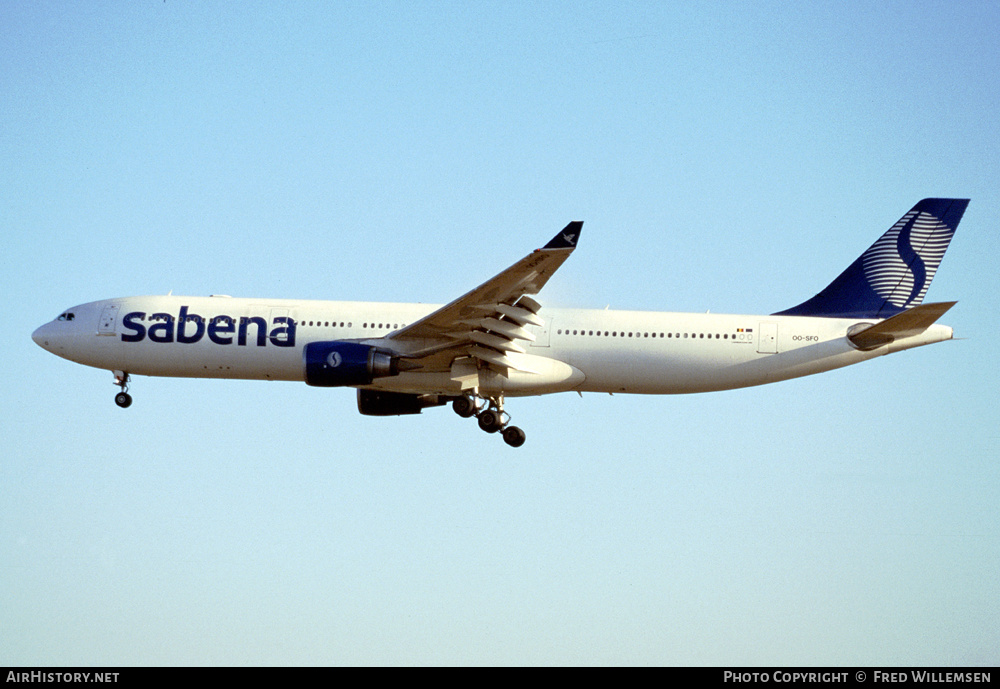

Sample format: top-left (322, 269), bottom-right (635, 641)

top-left (32, 294), bottom-right (954, 397)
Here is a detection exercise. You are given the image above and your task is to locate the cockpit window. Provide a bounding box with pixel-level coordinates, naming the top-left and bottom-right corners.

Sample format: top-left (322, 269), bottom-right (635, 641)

top-left (58, 312), bottom-right (75, 321)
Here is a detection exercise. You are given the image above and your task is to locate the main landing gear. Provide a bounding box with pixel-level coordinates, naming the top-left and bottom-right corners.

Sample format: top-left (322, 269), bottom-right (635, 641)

top-left (452, 394), bottom-right (526, 448)
top-left (113, 371), bottom-right (132, 408)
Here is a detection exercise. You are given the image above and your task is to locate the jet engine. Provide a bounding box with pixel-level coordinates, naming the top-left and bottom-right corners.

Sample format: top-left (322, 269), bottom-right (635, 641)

top-left (304, 341), bottom-right (401, 387)
top-left (357, 390), bottom-right (448, 416)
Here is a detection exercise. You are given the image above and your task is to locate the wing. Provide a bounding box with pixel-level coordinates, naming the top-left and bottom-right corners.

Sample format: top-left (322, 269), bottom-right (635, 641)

top-left (386, 222), bottom-right (582, 377)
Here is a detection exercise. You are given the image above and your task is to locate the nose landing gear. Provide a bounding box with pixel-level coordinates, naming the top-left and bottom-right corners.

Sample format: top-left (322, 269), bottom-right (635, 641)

top-left (452, 394), bottom-right (526, 447)
top-left (113, 371), bottom-right (132, 408)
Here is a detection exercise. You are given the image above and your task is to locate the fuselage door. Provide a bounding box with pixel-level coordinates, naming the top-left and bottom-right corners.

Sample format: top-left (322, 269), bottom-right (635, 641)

top-left (97, 304), bottom-right (120, 336)
top-left (757, 322), bottom-right (778, 354)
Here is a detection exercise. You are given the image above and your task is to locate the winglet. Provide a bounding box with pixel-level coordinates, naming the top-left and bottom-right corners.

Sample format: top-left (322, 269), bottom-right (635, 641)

top-left (543, 221), bottom-right (583, 250)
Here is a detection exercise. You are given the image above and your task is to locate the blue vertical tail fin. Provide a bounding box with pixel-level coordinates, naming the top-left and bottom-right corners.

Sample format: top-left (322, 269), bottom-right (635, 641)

top-left (775, 198), bottom-right (969, 318)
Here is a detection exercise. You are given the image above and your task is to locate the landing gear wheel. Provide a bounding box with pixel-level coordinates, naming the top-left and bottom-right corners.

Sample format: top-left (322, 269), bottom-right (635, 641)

top-left (477, 409), bottom-right (502, 433)
top-left (113, 371), bottom-right (132, 408)
top-left (502, 426), bottom-right (526, 448)
top-left (452, 396), bottom-right (476, 418)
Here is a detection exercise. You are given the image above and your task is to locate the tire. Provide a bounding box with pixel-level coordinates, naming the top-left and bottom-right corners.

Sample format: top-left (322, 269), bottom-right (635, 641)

top-left (115, 392), bottom-right (132, 408)
top-left (502, 426), bottom-right (526, 448)
top-left (452, 396), bottom-right (476, 418)
top-left (477, 410), bottom-right (501, 433)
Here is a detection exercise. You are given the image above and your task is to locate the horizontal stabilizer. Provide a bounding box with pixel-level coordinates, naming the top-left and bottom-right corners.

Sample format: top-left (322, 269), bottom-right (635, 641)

top-left (848, 301), bottom-right (956, 350)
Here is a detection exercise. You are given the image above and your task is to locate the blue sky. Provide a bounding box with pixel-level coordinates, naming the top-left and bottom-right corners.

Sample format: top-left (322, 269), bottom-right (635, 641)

top-left (2, 1), bottom-right (998, 666)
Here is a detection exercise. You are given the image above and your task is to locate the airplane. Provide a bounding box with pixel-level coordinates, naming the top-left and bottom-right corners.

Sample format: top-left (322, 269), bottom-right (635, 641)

top-left (32, 198), bottom-right (968, 447)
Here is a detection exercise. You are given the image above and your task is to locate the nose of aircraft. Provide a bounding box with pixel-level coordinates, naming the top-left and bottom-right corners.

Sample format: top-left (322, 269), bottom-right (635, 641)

top-left (32, 322), bottom-right (52, 349)
top-left (32, 321), bottom-right (69, 354)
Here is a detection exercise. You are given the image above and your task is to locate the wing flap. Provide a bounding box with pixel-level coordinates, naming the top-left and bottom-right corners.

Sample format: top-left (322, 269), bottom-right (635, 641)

top-left (469, 329), bottom-right (526, 354)
top-left (478, 317), bottom-right (536, 342)
top-left (492, 303), bottom-right (545, 327)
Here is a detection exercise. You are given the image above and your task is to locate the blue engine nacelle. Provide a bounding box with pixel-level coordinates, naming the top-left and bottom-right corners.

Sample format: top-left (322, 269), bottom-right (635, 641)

top-left (304, 341), bottom-right (401, 387)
